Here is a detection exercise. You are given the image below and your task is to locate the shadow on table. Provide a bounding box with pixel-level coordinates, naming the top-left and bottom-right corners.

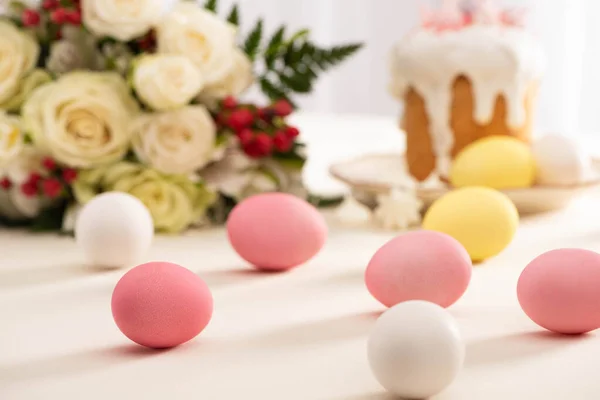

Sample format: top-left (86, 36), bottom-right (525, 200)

top-left (465, 330), bottom-right (595, 367)
top-left (243, 310), bottom-right (381, 349)
top-left (0, 263), bottom-right (114, 289)
top-left (0, 342), bottom-right (191, 385)
top-left (334, 393), bottom-right (398, 400)
top-left (198, 267), bottom-right (284, 288)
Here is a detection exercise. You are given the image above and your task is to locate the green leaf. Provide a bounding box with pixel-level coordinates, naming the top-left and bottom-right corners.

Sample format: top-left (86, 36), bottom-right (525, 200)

top-left (259, 77), bottom-right (288, 102)
top-left (286, 29), bottom-right (310, 45)
top-left (279, 70), bottom-right (312, 93)
top-left (283, 43), bottom-right (299, 67)
top-left (264, 26), bottom-right (286, 69)
top-left (226, 4), bottom-right (240, 26)
top-left (312, 43), bottom-right (364, 70)
top-left (204, 0), bottom-right (218, 12)
top-left (244, 19), bottom-right (263, 61)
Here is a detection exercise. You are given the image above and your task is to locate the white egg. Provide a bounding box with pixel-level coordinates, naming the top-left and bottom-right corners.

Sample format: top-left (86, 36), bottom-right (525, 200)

top-left (532, 134), bottom-right (593, 186)
top-left (367, 301), bottom-right (464, 399)
top-left (75, 192), bottom-right (154, 268)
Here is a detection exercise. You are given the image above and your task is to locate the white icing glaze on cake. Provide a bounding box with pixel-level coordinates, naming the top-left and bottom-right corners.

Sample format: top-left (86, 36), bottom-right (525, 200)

top-left (390, 25), bottom-right (546, 177)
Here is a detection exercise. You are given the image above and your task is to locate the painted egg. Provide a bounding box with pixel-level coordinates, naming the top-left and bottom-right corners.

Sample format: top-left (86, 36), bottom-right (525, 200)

top-left (517, 249), bottom-right (600, 334)
top-left (365, 231), bottom-right (472, 308)
top-left (450, 136), bottom-right (536, 189)
top-left (112, 262), bottom-right (213, 348)
top-left (368, 301), bottom-right (465, 399)
top-left (75, 192), bottom-right (154, 268)
top-left (422, 187), bottom-right (519, 262)
top-left (227, 193), bottom-right (327, 271)
top-left (532, 134), bottom-right (593, 186)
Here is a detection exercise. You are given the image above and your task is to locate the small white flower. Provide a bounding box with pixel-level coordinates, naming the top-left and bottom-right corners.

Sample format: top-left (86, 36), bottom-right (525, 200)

top-left (335, 196), bottom-right (373, 227)
top-left (157, 2), bottom-right (237, 85)
top-left (132, 54), bottom-right (205, 111)
top-left (374, 189), bottom-right (423, 230)
top-left (47, 27), bottom-right (103, 76)
top-left (82, 0), bottom-right (169, 41)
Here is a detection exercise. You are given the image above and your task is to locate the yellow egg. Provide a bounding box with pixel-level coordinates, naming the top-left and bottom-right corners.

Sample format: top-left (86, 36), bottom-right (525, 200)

top-left (450, 136), bottom-right (536, 189)
top-left (422, 187), bottom-right (519, 262)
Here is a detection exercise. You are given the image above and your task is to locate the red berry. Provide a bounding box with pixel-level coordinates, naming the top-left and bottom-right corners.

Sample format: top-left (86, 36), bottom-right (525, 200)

top-left (243, 133), bottom-right (273, 159)
top-left (62, 168), bottom-right (78, 184)
top-left (272, 99), bottom-right (294, 117)
top-left (50, 8), bottom-right (68, 24)
top-left (237, 129), bottom-right (254, 146)
top-left (284, 126), bottom-right (300, 139)
top-left (42, 178), bottom-right (62, 199)
top-left (22, 9), bottom-right (41, 26)
top-left (0, 177), bottom-right (12, 190)
top-left (273, 131), bottom-right (292, 152)
top-left (257, 107), bottom-right (275, 121)
top-left (28, 173), bottom-right (41, 185)
top-left (42, 0), bottom-right (59, 10)
top-left (41, 157), bottom-right (56, 171)
top-left (254, 133), bottom-right (273, 156)
top-left (222, 96), bottom-right (238, 109)
top-left (227, 109), bottom-right (254, 132)
top-left (65, 10), bottom-right (82, 25)
top-left (20, 182), bottom-right (38, 197)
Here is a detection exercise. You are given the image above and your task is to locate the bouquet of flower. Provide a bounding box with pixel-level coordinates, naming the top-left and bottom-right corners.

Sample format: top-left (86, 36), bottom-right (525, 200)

top-left (0, 0), bottom-right (361, 233)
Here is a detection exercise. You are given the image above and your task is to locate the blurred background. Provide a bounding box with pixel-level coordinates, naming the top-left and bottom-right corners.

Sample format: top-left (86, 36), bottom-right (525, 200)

top-left (221, 0), bottom-right (600, 136)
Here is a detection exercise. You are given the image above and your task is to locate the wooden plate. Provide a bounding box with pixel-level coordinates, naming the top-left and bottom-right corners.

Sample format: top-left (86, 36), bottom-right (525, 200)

top-left (329, 154), bottom-right (600, 214)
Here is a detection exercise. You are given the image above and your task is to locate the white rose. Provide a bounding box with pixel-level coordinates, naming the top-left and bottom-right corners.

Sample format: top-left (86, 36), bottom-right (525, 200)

top-left (133, 54), bottom-right (204, 111)
top-left (198, 48), bottom-right (254, 105)
top-left (0, 21), bottom-right (39, 105)
top-left (132, 106), bottom-right (217, 174)
top-left (82, 0), bottom-right (169, 41)
top-left (22, 72), bottom-right (139, 168)
top-left (157, 2), bottom-right (237, 85)
top-left (0, 112), bottom-right (23, 165)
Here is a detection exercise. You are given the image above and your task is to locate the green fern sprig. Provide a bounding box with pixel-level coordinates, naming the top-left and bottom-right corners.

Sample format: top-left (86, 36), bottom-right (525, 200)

top-left (203, 0), bottom-right (363, 104)
top-left (240, 21), bottom-right (363, 104)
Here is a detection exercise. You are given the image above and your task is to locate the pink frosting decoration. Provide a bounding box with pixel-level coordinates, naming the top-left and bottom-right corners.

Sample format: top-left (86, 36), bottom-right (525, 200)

top-left (227, 193), bottom-right (327, 271)
top-left (111, 262), bottom-right (213, 349)
top-left (518, 249), bottom-right (600, 335)
top-left (365, 230), bottom-right (472, 308)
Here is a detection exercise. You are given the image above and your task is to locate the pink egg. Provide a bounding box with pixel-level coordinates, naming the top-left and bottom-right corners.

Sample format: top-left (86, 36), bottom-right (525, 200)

top-left (227, 193), bottom-right (327, 271)
top-left (517, 249), bottom-right (600, 334)
top-left (111, 262), bottom-right (213, 348)
top-left (365, 231), bottom-right (472, 308)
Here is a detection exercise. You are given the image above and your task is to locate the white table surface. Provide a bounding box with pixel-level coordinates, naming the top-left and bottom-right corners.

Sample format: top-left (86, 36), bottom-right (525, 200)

top-left (3, 113), bottom-right (600, 400)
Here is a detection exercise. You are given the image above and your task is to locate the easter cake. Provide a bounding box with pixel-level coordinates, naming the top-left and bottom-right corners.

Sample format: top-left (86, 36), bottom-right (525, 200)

top-left (389, 0), bottom-right (546, 182)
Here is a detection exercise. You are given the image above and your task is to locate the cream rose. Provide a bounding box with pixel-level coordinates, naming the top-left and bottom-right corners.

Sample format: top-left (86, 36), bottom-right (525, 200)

top-left (132, 54), bottom-right (204, 111)
top-left (0, 21), bottom-right (39, 105)
top-left (157, 2), bottom-right (237, 85)
top-left (0, 112), bottom-right (23, 165)
top-left (198, 49), bottom-right (254, 105)
top-left (132, 106), bottom-right (217, 174)
top-left (73, 162), bottom-right (216, 233)
top-left (22, 72), bottom-right (139, 168)
top-left (81, 0), bottom-right (167, 41)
